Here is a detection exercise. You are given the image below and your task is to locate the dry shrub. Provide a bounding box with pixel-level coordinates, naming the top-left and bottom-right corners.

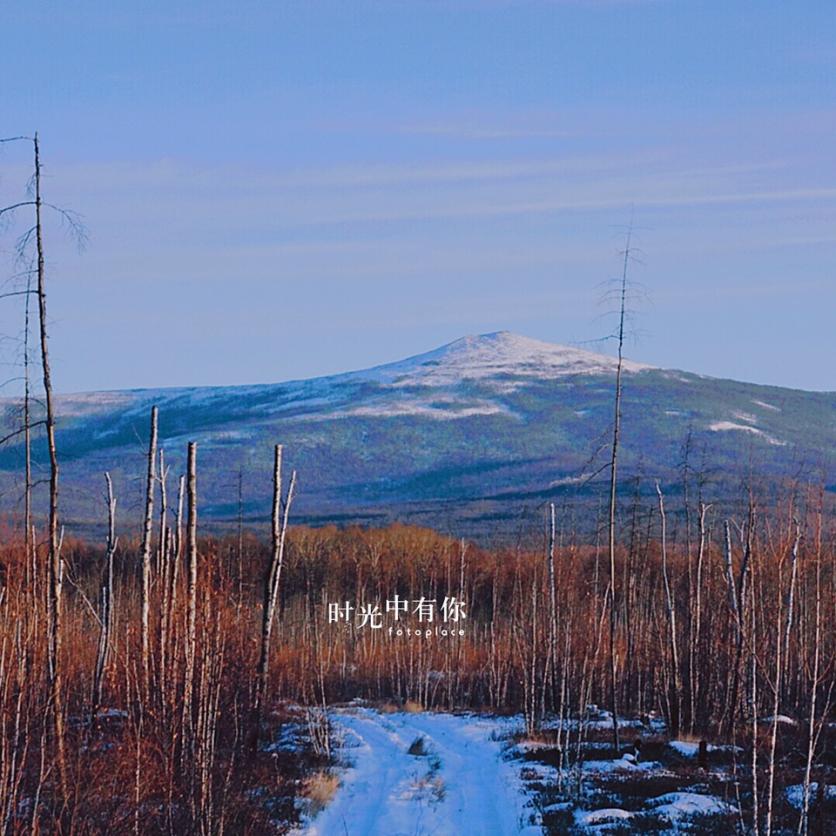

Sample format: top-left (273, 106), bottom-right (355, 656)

top-left (303, 771), bottom-right (341, 815)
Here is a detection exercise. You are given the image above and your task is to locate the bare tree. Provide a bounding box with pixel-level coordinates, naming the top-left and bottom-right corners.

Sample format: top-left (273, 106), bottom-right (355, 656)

top-left (34, 131), bottom-right (68, 799)
top-left (92, 472), bottom-right (118, 727)
top-left (253, 444), bottom-right (297, 747)
top-left (765, 519), bottom-right (802, 835)
top-left (1, 132), bottom-right (85, 803)
top-left (182, 441), bottom-right (198, 763)
top-left (141, 405), bottom-right (158, 697)
top-left (605, 223), bottom-right (634, 750)
top-left (656, 481), bottom-right (682, 736)
top-left (546, 503), bottom-right (558, 710)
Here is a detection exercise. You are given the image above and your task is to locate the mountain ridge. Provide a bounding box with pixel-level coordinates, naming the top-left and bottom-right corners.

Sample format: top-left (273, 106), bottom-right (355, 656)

top-left (0, 331), bottom-right (833, 538)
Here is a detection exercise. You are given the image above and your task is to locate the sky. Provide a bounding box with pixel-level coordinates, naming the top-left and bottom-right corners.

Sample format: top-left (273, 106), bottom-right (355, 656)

top-left (1, 0), bottom-right (834, 393)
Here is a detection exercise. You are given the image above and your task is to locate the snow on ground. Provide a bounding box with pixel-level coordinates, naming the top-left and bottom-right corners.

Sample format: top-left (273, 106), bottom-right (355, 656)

top-left (708, 421), bottom-right (786, 446)
top-left (645, 791), bottom-right (734, 821)
top-left (582, 756), bottom-right (664, 775)
top-left (667, 739), bottom-right (742, 757)
top-left (539, 707), bottom-right (662, 734)
top-left (758, 714), bottom-right (798, 726)
top-left (302, 707), bottom-right (540, 835)
top-left (575, 806), bottom-right (634, 826)
top-left (709, 420), bottom-right (764, 434)
top-left (667, 740), bottom-right (702, 758)
top-left (571, 791), bottom-right (735, 833)
top-left (332, 398), bottom-right (513, 421)
top-left (785, 783), bottom-right (836, 809)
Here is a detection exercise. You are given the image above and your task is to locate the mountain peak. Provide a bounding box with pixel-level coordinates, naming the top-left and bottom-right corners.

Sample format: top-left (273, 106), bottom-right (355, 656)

top-left (355, 331), bottom-right (653, 388)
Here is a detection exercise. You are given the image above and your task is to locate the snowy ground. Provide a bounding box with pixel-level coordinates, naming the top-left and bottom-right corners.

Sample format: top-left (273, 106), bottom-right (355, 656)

top-left (301, 707), bottom-right (541, 835)
top-left (296, 707), bottom-right (793, 834)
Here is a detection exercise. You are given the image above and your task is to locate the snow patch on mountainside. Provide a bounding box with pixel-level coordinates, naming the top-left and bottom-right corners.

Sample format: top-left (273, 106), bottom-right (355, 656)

top-left (320, 398), bottom-right (513, 421)
top-left (708, 421), bottom-right (786, 446)
top-left (351, 331), bottom-right (653, 390)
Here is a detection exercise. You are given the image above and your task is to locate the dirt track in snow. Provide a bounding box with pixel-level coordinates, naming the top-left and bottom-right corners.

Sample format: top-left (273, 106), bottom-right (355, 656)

top-left (304, 707), bottom-right (539, 835)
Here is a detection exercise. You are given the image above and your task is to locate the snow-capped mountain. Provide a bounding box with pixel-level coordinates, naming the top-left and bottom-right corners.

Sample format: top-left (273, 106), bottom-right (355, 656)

top-left (1, 332), bottom-right (833, 536)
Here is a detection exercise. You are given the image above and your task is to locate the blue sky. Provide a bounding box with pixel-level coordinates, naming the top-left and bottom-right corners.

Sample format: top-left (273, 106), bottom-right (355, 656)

top-left (1, 0), bottom-right (834, 392)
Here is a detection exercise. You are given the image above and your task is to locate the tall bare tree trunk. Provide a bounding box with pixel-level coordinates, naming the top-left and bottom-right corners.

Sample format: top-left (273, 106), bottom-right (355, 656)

top-left (765, 520), bottom-right (801, 835)
top-left (800, 508), bottom-right (822, 836)
top-left (34, 131), bottom-right (69, 801)
top-left (23, 270), bottom-right (33, 572)
top-left (656, 482), bottom-right (681, 736)
top-left (547, 503), bottom-right (558, 709)
top-left (607, 224), bottom-right (632, 750)
top-left (183, 442), bottom-right (198, 762)
top-left (253, 445), bottom-right (296, 748)
top-left (692, 501), bottom-right (710, 733)
top-left (92, 473), bottom-right (117, 726)
top-left (141, 406), bottom-right (158, 697)
top-left (751, 568), bottom-right (760, 836)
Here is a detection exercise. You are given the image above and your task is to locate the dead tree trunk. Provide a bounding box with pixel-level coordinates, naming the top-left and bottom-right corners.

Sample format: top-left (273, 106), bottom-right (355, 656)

top-left (23, 270), bottom-right (33, 571)
top-left (692, 501), bottom-right (710, 732)
top-left (140, 406), bottom-right (158, 697)
top-left (765, 520), bottom-right (802, 835)
top-left (606, 224), bottom-right (632, 750)
top-left (33, 132), bottom-right (69, 800)
top-left (547, 503), bottom-right (558, 710)
top-left (800, 508), bottom-right (823, 836)
top-left (92, 473), bottom-right (117, 727)
top-left (253, 444), bottom-right (297, 748)
top-left (182, 442), bottom-right (198, 762)
top-left (656, 482), bottom-right (682, 737)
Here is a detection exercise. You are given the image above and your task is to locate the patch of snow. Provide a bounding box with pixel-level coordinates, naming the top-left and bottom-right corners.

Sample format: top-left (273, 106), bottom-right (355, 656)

top-left (668, 740), bottom-right (741, 757)
top-left (585, 717), bottom-right (645, 731)
top-left (331, 399), bottom-right (512, 421)
top-left (753, 399), bottom-right (781, 412)
top-left (645, 791), bottom-right (734, 822)
top-left (758, 714), bottom-right (797, 726)
top-left (664, 409), bottom-right (682, 416)
top-left (668, 740), bottom-right (702, 758)
top-left (519, 762), bottom-right (560, 783)
top-left (662, 372), bottom-right (694, 383)
top-left (539, 712), bottom-right (652, 733)
top-left (709, 421), bottom-right (762, 434)
top-left (785, 783), bottom-right (836, 809)
top-left (303, 708), bottom-right (539, 835)
top-left (266, 722), bottom-right (307, 754)
top-left (731, 410), bottom-right (758, 424)
top-left (583, 757), bottom-right (663, 775)
top-left (548, 474), bottom-right (591, 488)
top-left (515, 739), bottom-right (558, 753)
top-left (575, 807), bottom-right (634, 826)
top-left (708, 421), bottom-right (786, 446)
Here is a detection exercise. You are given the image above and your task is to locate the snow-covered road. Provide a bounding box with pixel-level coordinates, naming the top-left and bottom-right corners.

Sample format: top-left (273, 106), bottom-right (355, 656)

top-left (304, 707), bottom-right (540, 835)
